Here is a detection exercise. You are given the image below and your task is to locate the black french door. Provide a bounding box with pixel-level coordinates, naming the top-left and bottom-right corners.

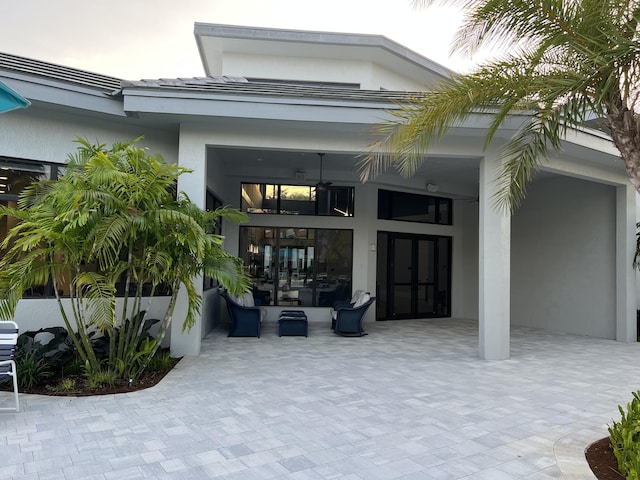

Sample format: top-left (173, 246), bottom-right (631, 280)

top-left (376, 232), bottom-right (451, 320)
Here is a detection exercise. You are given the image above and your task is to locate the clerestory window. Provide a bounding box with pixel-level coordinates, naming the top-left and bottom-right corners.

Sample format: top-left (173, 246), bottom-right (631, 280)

top-left (241, 183), bottom-right (354, 217)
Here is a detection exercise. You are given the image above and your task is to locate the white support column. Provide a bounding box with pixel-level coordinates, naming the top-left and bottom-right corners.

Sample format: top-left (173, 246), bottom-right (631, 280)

top-left (170, 127), bottom-right (206, 357)
top-left (478, 154), bottom-right (511, 360)
top-left (616, 183), bottom-right (637, 342)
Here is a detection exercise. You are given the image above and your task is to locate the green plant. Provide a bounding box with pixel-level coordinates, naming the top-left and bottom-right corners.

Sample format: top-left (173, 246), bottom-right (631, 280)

top-left (361, 0), bottom-right (640, 210)
top-left (62, 353), bottom-right (87, 377)
top-left (86, 368), bottom-right (118, 389)
top-left (0, 138), bottom-right (250, 382)
top-left (46, 377), bottom-right (76, 393)
top-left (16, 351), bottom-right (53, 389)
top-left (609, 391), bottom-right (640, 479)
top-left (146, 349), bottom-right (174, 372)
top-left (17, 327), bottom-right (75, 369)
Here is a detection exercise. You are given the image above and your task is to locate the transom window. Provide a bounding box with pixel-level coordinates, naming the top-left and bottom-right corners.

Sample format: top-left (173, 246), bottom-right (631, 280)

top-left (242, 183), bottom-right (354, 216)
top-left (378, 189), bottom-right (452, 225)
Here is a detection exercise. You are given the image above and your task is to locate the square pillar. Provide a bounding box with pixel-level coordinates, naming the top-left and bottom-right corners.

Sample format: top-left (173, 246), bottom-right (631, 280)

top-left (479, 154), bottom-right (511, 360)
top-left (616, 183), bottom-right (637, 342)
top-left (170, 128), bottom-right (206, 357)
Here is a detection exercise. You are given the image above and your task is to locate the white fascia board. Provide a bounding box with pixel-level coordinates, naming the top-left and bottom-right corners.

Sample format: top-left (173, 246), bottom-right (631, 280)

top-left (194, 23), bottom-right (455, 81)
top-left (562, 127), bottom-right (619, 157)
top-left (460, 109), bottom-right (618, 157)
top-left (122, 90), bottom-right (400, 124)
top-left (0, 72), bottom-right (125, 117)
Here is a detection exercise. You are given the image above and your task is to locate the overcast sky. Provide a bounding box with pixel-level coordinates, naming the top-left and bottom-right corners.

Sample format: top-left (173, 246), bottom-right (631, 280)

top-left (1, 0), bottom-right (480, 80)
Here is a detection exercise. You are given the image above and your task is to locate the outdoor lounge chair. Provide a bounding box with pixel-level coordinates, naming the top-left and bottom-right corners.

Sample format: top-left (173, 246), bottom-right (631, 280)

top-left (0, 321), bottom-right (19, 412)
top-left (331, 289), bottom-right (364, 313)
top-left (332, 294), bottom-right (375, 337)
top-left (220, 291), bottom-right (262, 337)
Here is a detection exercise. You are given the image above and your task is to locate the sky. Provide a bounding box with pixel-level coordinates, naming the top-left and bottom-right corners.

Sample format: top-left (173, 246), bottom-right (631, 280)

top-left (0, 0), bottom-right (481, 81)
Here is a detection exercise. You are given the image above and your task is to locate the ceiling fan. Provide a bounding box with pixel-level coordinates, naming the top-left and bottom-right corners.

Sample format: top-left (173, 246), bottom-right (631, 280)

top-left (315, 153), bottom-right (332, 191)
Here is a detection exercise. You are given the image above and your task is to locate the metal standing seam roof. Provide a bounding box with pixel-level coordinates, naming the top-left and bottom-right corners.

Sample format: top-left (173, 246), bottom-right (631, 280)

top-left (120, 77), bottom-right (418, 104)
top-left (0, 51), bottom-right (418, 105)
top-left (0, 52), bottom-right (122, 92)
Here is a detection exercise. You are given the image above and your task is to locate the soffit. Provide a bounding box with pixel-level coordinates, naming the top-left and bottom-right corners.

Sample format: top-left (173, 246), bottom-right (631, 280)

top-left (209, 145), bottom-right (482, 199)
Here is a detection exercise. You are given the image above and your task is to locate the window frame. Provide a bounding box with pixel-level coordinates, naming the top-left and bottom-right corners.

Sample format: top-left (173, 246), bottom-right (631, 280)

top-left (241, 182), bottom-right (355, 217)
top-left (239, 226), bottom-right (354, 307)
top-left (377, 189), bottom-right (453, 225)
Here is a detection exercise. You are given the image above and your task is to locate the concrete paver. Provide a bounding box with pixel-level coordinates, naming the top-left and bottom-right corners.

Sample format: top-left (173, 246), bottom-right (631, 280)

top-left (1, 317), bottom-right (637, 479)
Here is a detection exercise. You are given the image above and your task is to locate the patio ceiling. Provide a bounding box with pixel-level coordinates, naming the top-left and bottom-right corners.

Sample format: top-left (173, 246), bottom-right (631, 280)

top-left (209, 146), bottom-right (482, 199)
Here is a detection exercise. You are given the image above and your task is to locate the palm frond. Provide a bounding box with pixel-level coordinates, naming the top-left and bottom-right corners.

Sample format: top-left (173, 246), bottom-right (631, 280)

top-left (366, 0), bottom-right (640, 209)
top-left (75, 271), bottom-right (116, 333)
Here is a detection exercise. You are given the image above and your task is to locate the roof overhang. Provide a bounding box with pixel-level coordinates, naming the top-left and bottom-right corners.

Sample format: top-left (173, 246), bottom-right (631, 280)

top-left (194, 23), bottom-right (454, 88)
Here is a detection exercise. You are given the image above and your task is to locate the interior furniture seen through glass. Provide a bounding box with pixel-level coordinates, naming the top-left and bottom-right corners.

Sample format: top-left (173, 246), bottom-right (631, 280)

top-left (242, 183), bottom-right (354, 216)
top-left (239, 226), bottom-right (353, 307)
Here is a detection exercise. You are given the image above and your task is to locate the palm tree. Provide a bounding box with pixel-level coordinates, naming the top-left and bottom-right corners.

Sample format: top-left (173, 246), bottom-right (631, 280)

top-left (0, 138), bottom-right (250, 381)
top-left (359, 0), bottom-right (640, 209)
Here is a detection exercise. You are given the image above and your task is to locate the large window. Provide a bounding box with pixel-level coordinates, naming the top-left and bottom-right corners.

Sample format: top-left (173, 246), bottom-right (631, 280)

top-left (0, 158), bottom-right (59, 298)
top-left (239, 226), bottom-right (353, 307)
top-left (242, 183), bottom-right (354, 216)
top-left (378, 189), bottom-right (452, 225)
top-left (0, 157), bottom-right (173, 299)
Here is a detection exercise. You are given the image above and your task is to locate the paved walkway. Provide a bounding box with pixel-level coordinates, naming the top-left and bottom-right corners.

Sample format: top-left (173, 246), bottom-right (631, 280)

top-left (1, 318), bottom-right (639, 479)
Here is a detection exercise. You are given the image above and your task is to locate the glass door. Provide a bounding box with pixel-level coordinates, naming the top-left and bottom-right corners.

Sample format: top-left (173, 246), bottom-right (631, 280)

top-left (377, 232), bottom-right (451, 320)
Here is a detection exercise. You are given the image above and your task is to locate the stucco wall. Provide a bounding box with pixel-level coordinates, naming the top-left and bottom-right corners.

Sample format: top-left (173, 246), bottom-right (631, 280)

top-left (454, 200), bottom-right (479, 320)
top-left (0, 107), bottom-right (178, 164)
top-left (511, 175), bottom-right (617, 338)
top-left (219, 53), bottom-right (429, 91)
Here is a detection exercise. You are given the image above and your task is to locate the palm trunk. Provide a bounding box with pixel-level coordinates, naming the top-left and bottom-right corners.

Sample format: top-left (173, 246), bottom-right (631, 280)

top-left (115, 247), bottom-right (135, 369)
top-left (133, 280), bottom-right (180, 380)
top-left (606, 87), bottom-right (640, 195)
top-left (53, 264), bottom-right (100, 372)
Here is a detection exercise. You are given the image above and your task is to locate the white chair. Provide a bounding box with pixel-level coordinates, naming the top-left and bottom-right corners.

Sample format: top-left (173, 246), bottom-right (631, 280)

top-left (0, 321), bottom-right (19, 412)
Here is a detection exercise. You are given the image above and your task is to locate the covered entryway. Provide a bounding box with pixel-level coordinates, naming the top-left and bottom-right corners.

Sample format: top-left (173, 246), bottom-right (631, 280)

top-left (376, 231), bottom-right (451, 320)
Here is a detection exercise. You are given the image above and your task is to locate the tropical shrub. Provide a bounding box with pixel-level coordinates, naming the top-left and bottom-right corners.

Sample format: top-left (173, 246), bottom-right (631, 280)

top-left (146, 348), bottom-right (174, 372)
top-left (15, 351), bottom-right (53, 390)
top-left (609, 391), bottom-right (640, 479)
top-left (13, 327), bottom-right (74, 389)
top-left (17, 327), bottom-right (75, 369)
top-left (0, 138), bottom-right (249, 381)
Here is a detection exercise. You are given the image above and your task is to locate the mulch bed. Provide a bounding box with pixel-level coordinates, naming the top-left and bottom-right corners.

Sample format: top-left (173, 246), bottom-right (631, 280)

top-left (2, 358), bottom-right (180, 396)
top-left (586, 436), bottom-right (625, 480)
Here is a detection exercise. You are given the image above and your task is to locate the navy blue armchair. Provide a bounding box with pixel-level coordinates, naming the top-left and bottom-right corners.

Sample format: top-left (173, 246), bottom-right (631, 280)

top-left (333, 296), bottom-right (375, 337)
top-left (221, 291), bottom-right (262, 337)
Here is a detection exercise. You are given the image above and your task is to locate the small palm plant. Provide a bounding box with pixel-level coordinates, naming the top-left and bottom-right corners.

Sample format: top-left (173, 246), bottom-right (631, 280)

top-left (0, 138), bottom-right (249, 381)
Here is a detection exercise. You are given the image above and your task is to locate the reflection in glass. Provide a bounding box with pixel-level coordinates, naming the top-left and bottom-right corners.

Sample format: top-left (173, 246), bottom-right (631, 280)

top-left (378, 189), bottom-right (452, 225)
top-left (239, 226), bottom-right (353, 307)
top-left (0, 160), bottom-right (52, 297)
top-left (241, 183), bottom-right (354, 216)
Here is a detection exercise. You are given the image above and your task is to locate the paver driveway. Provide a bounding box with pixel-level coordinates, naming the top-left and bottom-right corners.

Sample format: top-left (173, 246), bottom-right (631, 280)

top-left (1, 318), bottom-right (638, 479)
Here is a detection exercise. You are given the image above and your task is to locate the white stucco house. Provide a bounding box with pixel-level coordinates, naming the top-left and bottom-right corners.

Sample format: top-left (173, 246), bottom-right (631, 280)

top-left (0, 23), bottom-right (636, 361)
